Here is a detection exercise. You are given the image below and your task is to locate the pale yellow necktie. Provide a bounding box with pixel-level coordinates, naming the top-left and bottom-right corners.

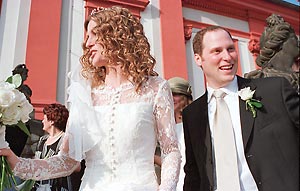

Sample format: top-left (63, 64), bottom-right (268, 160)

top-left (213, 90), bottom-right (240, 191)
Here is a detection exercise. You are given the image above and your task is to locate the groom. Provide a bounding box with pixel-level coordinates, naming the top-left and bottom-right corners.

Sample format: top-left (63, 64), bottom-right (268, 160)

top-left (182, 26), bottom-right (299, 191)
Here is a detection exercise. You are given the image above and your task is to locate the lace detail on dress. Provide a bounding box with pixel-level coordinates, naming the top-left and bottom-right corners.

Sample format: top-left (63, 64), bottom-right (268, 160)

top-left (13, 152), bottom-right (79, 180)
top-left (12, 73), bottom-right (181, 191)
top-left (153, 79), bottom-right (181, 190)
top-left (159, 151), bottom-right (182, 191)
top-left (91, 78), bottom-right (156, 106)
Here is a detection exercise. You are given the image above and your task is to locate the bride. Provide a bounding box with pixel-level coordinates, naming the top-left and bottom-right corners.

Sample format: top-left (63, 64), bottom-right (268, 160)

top-left (0, 6), bottom-right (181, 191)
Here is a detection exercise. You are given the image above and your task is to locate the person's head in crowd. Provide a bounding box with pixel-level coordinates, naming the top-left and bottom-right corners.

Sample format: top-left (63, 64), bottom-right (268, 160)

top-left (168, 77), bottom-right (193, 123)
top-left (80, 6), bottom-right (157, 90)
top-left (193, 26), bottom-right (238, 89)
top-left (42, 103), bottom-right (69, 133)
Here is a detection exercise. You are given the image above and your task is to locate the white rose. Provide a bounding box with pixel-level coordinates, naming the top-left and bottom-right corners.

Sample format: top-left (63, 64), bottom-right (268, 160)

top-left (19, 99), bottom-right (34, 123)
top-left (238, 87), bottom-right (255, 100)
top-left (0, 81), bottom-right (15, 90)
top-left (0, 82), bottom-right (16, 107)
top-left (12, 89), bottom-right (27, 107)
top-left (11, 90), bottom-right (33, 123)
top-left (1, 103), bottom-right (22, 125)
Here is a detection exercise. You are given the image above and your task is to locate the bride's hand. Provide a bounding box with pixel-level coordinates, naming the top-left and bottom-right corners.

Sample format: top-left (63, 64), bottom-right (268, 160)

top-left (0, 148), bottom-right (20, 169)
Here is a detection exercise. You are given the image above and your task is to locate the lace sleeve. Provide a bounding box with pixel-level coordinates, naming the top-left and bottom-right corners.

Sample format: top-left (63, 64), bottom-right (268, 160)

top-left (13, 139), bottom-right (79, 180)
top-left (154, 80), bottom-right (181, 191)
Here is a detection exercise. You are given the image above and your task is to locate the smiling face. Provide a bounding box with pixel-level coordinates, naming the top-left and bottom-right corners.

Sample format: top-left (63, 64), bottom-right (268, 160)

top-left (194, 29), bottom-right (238, 89)
top-left (85, 20), bottom-right (108, 68)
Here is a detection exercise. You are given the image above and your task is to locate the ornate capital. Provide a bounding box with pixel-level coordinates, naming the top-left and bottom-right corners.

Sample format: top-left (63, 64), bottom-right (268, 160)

top-left (248, 38), bottom-right (260, 56)
top-left (85, 0), bottom-right (149, 18)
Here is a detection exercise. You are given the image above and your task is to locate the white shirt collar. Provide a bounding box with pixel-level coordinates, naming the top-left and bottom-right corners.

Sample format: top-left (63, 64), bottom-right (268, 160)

top-left (207, 76), bottom-right (238, 103)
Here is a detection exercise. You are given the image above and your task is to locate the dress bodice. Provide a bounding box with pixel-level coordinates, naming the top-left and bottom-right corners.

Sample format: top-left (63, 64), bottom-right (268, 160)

top-left (82, 103), bottom-right (158, 190)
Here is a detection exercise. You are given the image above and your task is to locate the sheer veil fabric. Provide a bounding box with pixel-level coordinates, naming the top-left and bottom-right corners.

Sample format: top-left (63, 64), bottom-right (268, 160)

top-left (66, 65), bottom-right (104, 161)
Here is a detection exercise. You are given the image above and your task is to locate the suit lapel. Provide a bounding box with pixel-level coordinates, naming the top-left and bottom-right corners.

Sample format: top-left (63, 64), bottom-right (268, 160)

top-left (190, 93), bottom-right (210, 151)
top-left (199, 93), bottom-right (214, 187)
top-left (189, 92), bottom-right (214, 186)
top-left (237, 77), bottom-right (256, 150)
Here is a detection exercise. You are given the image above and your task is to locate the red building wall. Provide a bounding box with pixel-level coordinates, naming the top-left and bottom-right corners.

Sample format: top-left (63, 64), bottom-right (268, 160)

top-left (25, 0), bottom-right (62, 119)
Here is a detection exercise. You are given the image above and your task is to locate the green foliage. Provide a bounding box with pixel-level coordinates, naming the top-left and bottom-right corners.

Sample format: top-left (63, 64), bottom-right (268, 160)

top-left (17, 121), bottom-right (31, 137)
top-left (0, 156), bottom-right (17, 191)
top-left (6, 74), bottom-right (22, 88)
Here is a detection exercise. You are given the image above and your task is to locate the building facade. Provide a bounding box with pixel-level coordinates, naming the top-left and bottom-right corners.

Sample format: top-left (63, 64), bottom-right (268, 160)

top-left (0, 0), bottom-right (299, 119)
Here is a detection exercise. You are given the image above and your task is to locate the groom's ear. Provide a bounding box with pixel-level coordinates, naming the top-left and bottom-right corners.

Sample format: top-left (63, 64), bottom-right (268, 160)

top-left (194, 54), bottom-right (202, 68)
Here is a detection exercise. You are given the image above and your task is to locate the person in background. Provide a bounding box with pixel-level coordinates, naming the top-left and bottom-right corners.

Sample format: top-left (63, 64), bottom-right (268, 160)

top-left (0, 6), bottom-right (180, 191)
top-left (32, 103), bottom-right (73, 191)
top-left (168, 77), bottom-right (193, 191)
top-left (183, 25), bottom-right (299, 191)
top-left (70, 160), bottom-right (85, 191)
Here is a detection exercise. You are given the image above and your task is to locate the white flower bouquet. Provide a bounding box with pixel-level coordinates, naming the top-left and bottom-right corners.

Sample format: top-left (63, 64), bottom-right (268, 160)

top-left (0, 74), bottom-right (33, 191)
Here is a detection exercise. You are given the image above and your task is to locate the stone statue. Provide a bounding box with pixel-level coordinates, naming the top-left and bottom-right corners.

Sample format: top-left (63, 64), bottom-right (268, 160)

top-left (12, 64), bottom-right (33, 103)
top-left (245, 14), bottom-right (299, 94)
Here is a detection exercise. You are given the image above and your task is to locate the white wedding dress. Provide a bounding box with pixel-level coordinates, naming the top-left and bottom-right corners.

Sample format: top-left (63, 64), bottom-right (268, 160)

top-left (13, 66), bottom-right (181, 191)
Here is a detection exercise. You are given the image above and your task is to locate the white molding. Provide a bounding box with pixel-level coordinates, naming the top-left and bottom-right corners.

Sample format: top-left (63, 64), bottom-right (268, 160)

top-left (57, 0), bottom-right (85, 104)
top-left (234, 36), bottom-right (256, 75)
top-left (186, 30), bottom-right (206, 99)
top-left (0, 0), bottom-right (31, 80)
top-left (140, 0), bottom-right (163, 77)
top-left (182, 7), bottom-right (249, 32)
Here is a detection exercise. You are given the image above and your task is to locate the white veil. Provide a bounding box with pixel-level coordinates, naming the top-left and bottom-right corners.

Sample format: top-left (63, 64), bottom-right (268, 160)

top-left (65, 64), bottom-right (104, 161)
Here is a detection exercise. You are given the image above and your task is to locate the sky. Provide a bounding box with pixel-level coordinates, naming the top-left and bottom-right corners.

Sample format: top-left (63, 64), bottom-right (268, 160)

top-left (282, 0), bottom-right (300, 6)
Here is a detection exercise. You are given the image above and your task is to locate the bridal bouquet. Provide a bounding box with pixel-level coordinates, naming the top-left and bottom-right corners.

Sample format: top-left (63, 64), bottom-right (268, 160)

top-left (0, 74), bottom-right (33, 191)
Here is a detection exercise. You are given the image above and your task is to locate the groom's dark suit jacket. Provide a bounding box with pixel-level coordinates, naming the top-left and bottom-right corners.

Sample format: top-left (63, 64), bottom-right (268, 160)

top-left (182, 76), bottom-right (299, 191)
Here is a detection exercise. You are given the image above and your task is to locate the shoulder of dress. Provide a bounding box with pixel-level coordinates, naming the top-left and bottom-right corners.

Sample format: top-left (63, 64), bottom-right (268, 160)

top-left (137, 76), bottom-right (169, 99)
top-left (142, 76), bottom-right (167, 90)
top-left (147, 75), bottom-right (166, 84)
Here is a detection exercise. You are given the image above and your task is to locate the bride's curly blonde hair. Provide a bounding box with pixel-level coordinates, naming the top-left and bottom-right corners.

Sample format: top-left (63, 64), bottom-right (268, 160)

top-left (80, 6), bottom-right (158, 90)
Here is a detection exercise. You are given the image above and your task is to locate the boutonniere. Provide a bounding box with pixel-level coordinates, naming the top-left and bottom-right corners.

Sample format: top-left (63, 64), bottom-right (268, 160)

top-left (238, 87), bottom-right (263, 118)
